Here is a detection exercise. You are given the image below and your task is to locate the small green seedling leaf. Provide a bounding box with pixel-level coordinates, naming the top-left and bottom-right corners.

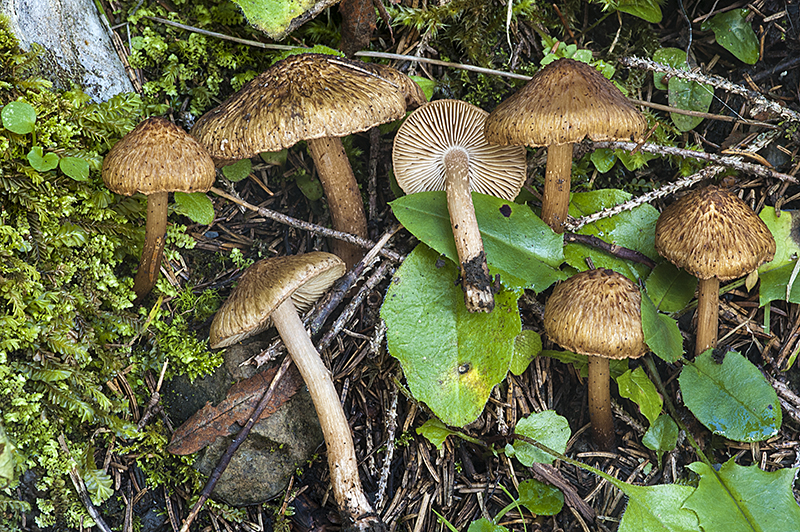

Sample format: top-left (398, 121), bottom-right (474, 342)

top-left (221, 159), bottom-right (252, 182)
top-left (409, 75), bottom-right (435, 102)
top-left (645, 262), bottom-right (697, 312)
top-left (684, 459), bottom-right (800, 532)
top-left (590, 148), bottom-right (617, 173)
top-left (539, 350), bottom-right (629, 379)
top-left (701, 9), bottom-right (759, 64)
top-left (511, 411), bottom-right (570, 466)
top-left (617, 0), bottom-right (663, 23)
top-left (517, 479), bottom-right (564, 516)
top-left (59, 156), bottom-right (90, 182)
top-left (27, 146), bottom-right (59, 172)
top-left (293, 170), bottom-right (323, 201)
top-left (640, 288), bottom-right (684, 363)
top-left (173, 192), bottom-right (215, 225)
top-left (617, 367), bottom-right (662, 425)
top-left (417, 419), bottom-right (458, 450)
top-left (381, 244), bottom-right (521, 427)
top-left (1, 100), bottom-right (36, 134)
top-left (467, 519), bottom-right (508, 532)
top-left (510, 330), bottom-right (542, 376)
top-left (642, 413), bottom-right (679, 462)
top-left (679, 349), bottom-right (781, 442)
top-left (652, 48), bottom-right (713, 131)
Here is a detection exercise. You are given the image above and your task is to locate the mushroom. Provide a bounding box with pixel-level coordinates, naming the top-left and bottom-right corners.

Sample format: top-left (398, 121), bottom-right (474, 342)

top-left (544, 268), bottom-right (648, 449)
top-left (210, 252), bottom-right (383, 531)
top-left (484, 58), bottom-right (647, 233)
top-left (654, 185), bottom-right (775, 356)
top-left (392, 99), bottom-right (526, 312)
top-left (192, 53), bottom-right (425, 268)
top-left (102, 117), bottom-right (216, 301)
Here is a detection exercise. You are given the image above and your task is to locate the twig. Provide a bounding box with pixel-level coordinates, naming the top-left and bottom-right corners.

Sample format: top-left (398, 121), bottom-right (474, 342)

top-left (137, 359), bottom-right (168, 430)
top-left (375, 386), bottom-right (399, 512)
top-left (57, 434), bottom-right (113, 532)
top-left (628, 98), bottom-right (777, 128)
top-left (563, 233), bottom-right (657, 268)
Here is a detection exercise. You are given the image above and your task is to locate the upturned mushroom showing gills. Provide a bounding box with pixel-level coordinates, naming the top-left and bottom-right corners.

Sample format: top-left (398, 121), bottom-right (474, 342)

top-left (654, 186), bottom-right (775, 356)
top-left (484, 58), bottom-right (647, 233)
top-left (544, 268), bottom-right (648, 449)
top-left (392, 99), bottom-right (526, 312)
top-left (102, 117), bottom-right (216, 302)
top-left (209, 252), bottom-right (384, 532)
top-left (192, 53), bottom-right (425, 269)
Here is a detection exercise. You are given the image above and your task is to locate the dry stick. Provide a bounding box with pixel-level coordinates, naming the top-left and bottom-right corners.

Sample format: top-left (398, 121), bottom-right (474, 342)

top-left (375, 387), bottom-right (399, 513)
top-left (563, 233), bottom-right (657, 268)
top-left (136, 358), bottom-right (169, 430)
top-left (57, 434), bottom-right (113, 532)
top-left (628, 98), bottom-right (777, 128)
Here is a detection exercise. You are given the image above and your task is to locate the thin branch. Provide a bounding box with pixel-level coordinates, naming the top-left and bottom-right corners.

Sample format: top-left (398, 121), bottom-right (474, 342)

top-left (629, 98), bottom-right (777, 128)
top-left (564, 233), bottom-right (657, 268)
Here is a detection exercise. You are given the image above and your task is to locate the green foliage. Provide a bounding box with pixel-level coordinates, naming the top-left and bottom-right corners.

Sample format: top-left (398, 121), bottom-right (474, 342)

top-left (509, 411), bottom-right (570, 466)
top-left (652, 48), bottom-right (714, 131)
top-left (617, 367), bottom-right (661, 425)
top-left (701, 10), bottom-right (759, 64)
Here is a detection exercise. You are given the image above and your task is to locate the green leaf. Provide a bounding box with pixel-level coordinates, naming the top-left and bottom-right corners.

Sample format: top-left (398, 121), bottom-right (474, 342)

top-left (652, 48), bottom-right (713, 131)
top-left (645, 262), bottom-right (697, 312)
top-left (617, 367), bottom-right (662, 425)
top-left (652, 48), bottom-right (687, 90)
top-left (409, 75), bottom-right (435, 102)
top-left (221, 158), bottom-right (252, 182)
top-left (758, 208), bottom-right (800, 272)
top-left (381, 244), bottom-right (521, 427)
top-left (511, 411), bottom-right (570, 466)
top-left (640, 290), bottom-right (684, 363)
top-left (27, 146), bottom-right (59, 172)
top-left (517, 479), bottom-right (564, 516)
top-left (511, 330), bottom-right (542, 376)
top-left (565, 189), bottom-right (660, 282)
top-left (617, 0), bottom-right (663, 23)
top-left (80, 444), bottom-right (114, 506)
top-left (642, 413), bottom-right (679, 461)
top-left (684, 459), bottom-right (800, 532)
top-left (390, 191), bottom-right (566, 292)
top-left (539, 350), bottom-right (629, 379)
top-left (615, 483), bottom-right (700, 532)
top-left (701, 9), bottom-right (759, 64)
top-left (467, 519), bottom-right (508, 532)
top-left (1, 100), bottom-right (36, 134)
top-left (679, 350), bottom-right (781, 442)
top-left (760, 262), bottom-right (800, 306)
top-left (173, 192), bottom-right (215, 225)
top-left (590, 148), bottom-right (617, 173)
top-left (417, 419), bottom-right (457, 450)
top-left (260, 149), bottom-right (287, 166)
top-left (59, 156), bottom-right (90, 182)
top-left (294, 170), bottom-right (323, 201)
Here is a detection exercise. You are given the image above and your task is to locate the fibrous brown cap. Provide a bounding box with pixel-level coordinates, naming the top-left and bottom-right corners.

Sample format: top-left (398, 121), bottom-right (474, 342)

top-left (210, 252), bottom-right (345, 349)
top-left (392, 99), bottom-right (527, 200)
top-left (192, 53), bottom-right (426, 160)
top-left (544, 268), bottom-right (647, 360)
top-left (655, 186), bottom-right (776, 281)
top-left (484, 58), bottom-right (647, 147)
top-left (102, 117), bottom-right (216, 196)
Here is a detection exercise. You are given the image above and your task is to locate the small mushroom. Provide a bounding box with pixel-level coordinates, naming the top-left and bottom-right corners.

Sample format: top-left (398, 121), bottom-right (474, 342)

top-left (654, 186), bottom-right (775, 356)
top-left (192, 53), bottom-right (425, 268)
top-left (210, 252), bottom-right (383, 531)
top-left (484, 58), bottom-right (647, 233)
top-left (102, 117), bottom-right (216, 301)
top-left (392, 99), bottom-right (526, 312)
top-left (544, 268), bottom-right (648, 449)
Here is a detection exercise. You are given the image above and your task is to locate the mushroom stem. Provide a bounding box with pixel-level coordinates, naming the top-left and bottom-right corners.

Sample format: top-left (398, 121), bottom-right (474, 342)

top-left (695, 276), bottom-right (720, 356)
top-left (132, 191), bottom-right (168, 301)
top-left (588, 355), bottom-right (615, 450)
top-left (270, 297), bottom-right (383, 531)
top-left (443, 148), bottom-right (494, 313)
top-left (307, 137), bottom-right (369, 269)
top-left (541, 143), bottom-right (574, 233)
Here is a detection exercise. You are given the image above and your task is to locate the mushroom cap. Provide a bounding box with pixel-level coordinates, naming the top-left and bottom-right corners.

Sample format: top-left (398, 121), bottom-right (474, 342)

top-left (102, 117), bottom-right (216, 196)
top-left (544, 268), bottom-right (647, 360)
top-left (655, 186), bottom-right (776, 281)
top-left (484, 58), bottom-right (648, 148)
top-left (191, 53), bottom-right (426, 160)
top-left (392, 99), bottom-right (527, 201)
top-left (210, 252), bottom-right (345, 349)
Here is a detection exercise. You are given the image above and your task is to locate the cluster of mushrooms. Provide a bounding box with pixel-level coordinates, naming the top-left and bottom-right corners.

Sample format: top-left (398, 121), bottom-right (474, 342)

top-left (100, 54), bottom-right (776, 525)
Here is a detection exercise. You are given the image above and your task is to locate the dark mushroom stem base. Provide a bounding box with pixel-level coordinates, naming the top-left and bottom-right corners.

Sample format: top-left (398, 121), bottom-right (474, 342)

top-left (588, 355), bottom-right (615, 450)
top-left (307, 137), bottom-right (369, 269)
top-left (443, 149), bottom-right (495, 312)
top-left (133, 191), bottom-right (168, 301)
top-left (541, 143), bottom-right (573, 234)
top-left (695, 277), bottom-right (720, 356)
top-left (270, 296), bottom-right (384, 531)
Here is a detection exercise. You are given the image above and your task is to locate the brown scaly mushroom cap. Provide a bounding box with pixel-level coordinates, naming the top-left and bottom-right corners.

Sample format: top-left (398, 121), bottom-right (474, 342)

top-left (655, 186), bottom-right (776, 281)
top-left (103, 117), bottom-right (216, 196)
top-left (210, 252), bottom-right (345, 348)
top-left (544, 268), bottom-right (647, 360)
top-left (484, 58), bottom-right (648, 147)
top-left (192, 53), bottom-right (426, 160)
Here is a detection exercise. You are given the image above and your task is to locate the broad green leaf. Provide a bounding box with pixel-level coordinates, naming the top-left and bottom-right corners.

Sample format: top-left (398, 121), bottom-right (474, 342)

top-left (173, 192), bottom-right (215, 225)
top-left (230, 1), bottom-right (342, 40)
top-left (416, 419), bottom-right (457, 450)
top-left (679, 350), bottom-right (781, 442)
top-left (616, 483), bottom-right (700, 532)
top-left (1, 100), bottom-right (36, 134)
top-left (653, 48), bottom-right (687, 90)
top-left (294, 170), bottom-right (323, 201)
top-left (565, 189), bottom-right (659, 282)
top-left (642, 413), bottom-right (679, 461)
top-left (27, 146), bottom-right (59, 172)
top-left (221, 158), bottom-right (252, 182)
top-left (590, 148), bottom-right (617, 173)
top-left (390, 191), bottom-right (566, 292)
top-left (617, 0), bottom-right (663, 23)
top-left (652, 48), bottom-right (713, 131)
top-left (382, 244), bottom-right (521, 427)
top-left (617, 367), bottom-right (662, 425)
top-left (511, 330), bottom-right (541, 376)
top-left (645, 262), bottom-right (697, 312)
top-left (468, 519), bottom-right (508, 532)
top-left (684, 459), bottom-right (800, 532)
top-left (758, 207), bottom-right (799, 272)
top-left (409, 75), bottom-right (435, 102)
top-left (760, 262), bottom-right (800, 306)
top-left (701, 9), bottom-right (759, 64)
top-left (539, 350), bottom-right (629, 379)
top-left (511, 411), bottom-right (570, 466)
top-left (59, 157), bottom-right (90, 182)
top-left (640, 290), bottom-right (684, 363)
top-left (517, 479), bottom-right (564, 516)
